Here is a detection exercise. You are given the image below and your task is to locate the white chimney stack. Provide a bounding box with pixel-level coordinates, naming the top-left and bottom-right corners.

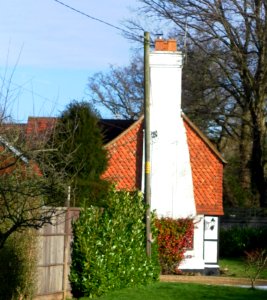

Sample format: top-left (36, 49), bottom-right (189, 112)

top-left (149, 39), bottom-right (196, 218)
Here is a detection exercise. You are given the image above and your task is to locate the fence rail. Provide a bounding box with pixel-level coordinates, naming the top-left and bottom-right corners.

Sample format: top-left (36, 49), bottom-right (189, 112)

top-left (223, 207), bottom-right (267, 218)
top-left (221, 208), bottom-right (267, 228)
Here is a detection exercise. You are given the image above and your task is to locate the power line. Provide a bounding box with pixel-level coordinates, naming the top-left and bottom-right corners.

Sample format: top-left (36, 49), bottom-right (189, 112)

top-left (52, 0), bottom-right (135, 37)
top-left (11, 82), bottom-right (60, 106)
top-left (0, 77), bottom-right (65, 112)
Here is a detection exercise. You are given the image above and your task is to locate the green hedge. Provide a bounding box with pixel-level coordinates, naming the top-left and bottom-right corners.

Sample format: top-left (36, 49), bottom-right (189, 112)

top-left (0, 230), bottom-right (37, 300)
top-left (220, 226), bottom-right (267, 258)
top-left (70, 189), bottom-right (160, 298)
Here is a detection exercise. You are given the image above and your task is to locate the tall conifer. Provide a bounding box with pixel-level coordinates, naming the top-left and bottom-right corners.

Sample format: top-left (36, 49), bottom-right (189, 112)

top-left (53, 101), bottom-right (108, 206)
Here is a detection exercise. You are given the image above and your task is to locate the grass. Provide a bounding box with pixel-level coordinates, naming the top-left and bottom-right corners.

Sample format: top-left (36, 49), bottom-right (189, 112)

top-left (219, 258), bottom-right (267, 279)
top-left (69, 258), bottom-right (267, 299)
top-left (78, 282), bottom-right (267, 300)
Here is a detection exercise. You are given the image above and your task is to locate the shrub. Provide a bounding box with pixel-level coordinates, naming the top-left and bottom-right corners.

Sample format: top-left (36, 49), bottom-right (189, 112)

top-left (69, 189), bottom-right (159, 298)
top-left (155, 217), bottom-right (194, 274)
top-left (220, 226), bottom-right (267, 258)
top-left (0, 230), bottom-right (37, 299)
top-left (244, 249), bottom-right (267, 289)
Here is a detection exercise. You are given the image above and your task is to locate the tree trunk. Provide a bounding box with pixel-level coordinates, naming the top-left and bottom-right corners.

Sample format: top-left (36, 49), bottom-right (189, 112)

top-left (250, 108), bottom-right (267, 207)
top-left (239, 108), bottom-right (253, 206)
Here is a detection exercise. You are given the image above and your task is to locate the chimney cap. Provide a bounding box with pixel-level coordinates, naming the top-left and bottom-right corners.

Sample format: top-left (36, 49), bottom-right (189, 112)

top-left (156, 33), bottom-right (163, 40)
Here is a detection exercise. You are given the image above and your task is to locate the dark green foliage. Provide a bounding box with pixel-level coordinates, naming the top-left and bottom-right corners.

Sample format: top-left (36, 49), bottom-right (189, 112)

top-left (70, 189), bottom-right (160, 298)
top-left (220, 226), bottom-right (267, 258)
top-left (0, 230), bottom-right (37, 299)
top-left (51, 100), bottom-right (108, 206)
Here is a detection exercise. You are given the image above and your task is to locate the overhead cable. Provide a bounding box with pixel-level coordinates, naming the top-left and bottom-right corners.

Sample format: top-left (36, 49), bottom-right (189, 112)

top-left (53, 0), bottom-right (138, 38)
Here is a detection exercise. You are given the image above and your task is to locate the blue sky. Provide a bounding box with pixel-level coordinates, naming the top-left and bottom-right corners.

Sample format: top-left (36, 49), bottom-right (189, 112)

top-left (0, 0), bottom-right (141, 122)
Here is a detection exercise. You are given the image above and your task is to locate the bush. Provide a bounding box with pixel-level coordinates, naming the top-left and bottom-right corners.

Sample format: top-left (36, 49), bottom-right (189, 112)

top-left (220, 226), bottom-right (267, 258)
top-left (244, 249), bottom-right (267, 289)
top-left (69, 189), bottom-right (159, 298)
top-left (0, 230), bottom-right (37, 300)
top-left (155, 217), bottom-right (194, 274)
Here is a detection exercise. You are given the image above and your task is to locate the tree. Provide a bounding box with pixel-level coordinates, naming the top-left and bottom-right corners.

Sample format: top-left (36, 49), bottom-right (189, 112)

top-left (0, 61), bottom-right (21, 124)
top-left (0, 124), bottom-right (68, 249)
top-left (0, 65), bottom-right (74, 249)
top-left (87, 55), bottom-right (144, 119)
top-left (244, 249), bottom-right (267, 289)
top-left (50, 100), bottom-right (109, 207)
top-left (134, 0), bottom-right (267, 206)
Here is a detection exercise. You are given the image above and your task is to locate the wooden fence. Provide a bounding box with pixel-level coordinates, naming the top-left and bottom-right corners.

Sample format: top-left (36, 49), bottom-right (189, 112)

top-left (221, 208), bottom-right (267, 229)
top-left (31, 206), bottom-right (267, 299)
top-left (34, 208), bottom-right (80, 300)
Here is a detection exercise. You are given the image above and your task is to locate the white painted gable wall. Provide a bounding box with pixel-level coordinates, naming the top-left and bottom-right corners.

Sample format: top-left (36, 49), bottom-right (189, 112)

top-left (148, 41), bottom-right (213, 273)
top-left (149, 49), bottom-right (196, 218)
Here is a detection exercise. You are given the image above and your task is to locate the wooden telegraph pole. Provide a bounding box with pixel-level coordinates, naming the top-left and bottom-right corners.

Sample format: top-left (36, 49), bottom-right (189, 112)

top-left (144, 31), bottom-right (151, 258)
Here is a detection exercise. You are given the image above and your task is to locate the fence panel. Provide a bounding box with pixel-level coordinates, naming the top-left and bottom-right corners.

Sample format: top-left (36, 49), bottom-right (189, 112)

top-left (34, 208), bottom-right (80, 300)
top-left (221, 208), bottom-right (267, 229)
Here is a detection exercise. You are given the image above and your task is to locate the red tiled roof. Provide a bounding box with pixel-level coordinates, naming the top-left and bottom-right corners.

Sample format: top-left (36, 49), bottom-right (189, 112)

top-left (103, 115), bottom-right (224, 216)
top-left (184, 117), bottom-right (224, 216)
top-left (18, 115), bottom-right (224, 215)
top-left (102, 117), bottom-right (144, 190)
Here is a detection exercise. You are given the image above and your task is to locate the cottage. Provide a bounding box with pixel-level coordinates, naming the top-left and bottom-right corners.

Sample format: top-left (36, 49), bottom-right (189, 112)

top-left (23, 39), bottom-right (225, 275)
top-left (102, 39), bottom-right (225, 275)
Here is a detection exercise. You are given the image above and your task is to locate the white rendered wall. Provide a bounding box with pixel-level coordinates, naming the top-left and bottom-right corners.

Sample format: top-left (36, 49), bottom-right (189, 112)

top-left (180, 216), bottom-right (205, 270)
top-left (149, 51), bottom-right (196, 218)
top-left (180, 216), bottom-right (219, 271)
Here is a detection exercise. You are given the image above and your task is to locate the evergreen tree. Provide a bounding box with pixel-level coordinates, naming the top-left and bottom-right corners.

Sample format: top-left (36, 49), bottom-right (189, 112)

top-left (52, 100), bottom-right (108, 206)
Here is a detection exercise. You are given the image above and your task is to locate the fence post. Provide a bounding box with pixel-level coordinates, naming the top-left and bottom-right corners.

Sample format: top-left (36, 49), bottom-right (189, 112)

top-left (63, 208), bottom-right (70, 299)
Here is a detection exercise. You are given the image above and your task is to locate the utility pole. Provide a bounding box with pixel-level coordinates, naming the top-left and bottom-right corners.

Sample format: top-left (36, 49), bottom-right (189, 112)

top-left (144, 31), bottom-right (151, 258)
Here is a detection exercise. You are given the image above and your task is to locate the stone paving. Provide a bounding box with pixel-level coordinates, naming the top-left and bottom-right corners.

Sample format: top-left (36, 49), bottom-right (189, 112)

top-left (160, 275), bottom-right (267, 288)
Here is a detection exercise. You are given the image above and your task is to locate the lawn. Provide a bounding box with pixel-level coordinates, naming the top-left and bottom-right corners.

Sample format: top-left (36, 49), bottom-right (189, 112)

top-left (71, 259), bottom-right (267, 299)
top-left (79, 282), bottom-right (267, 300)
top-left (219, 258), bottom-right (267, 279)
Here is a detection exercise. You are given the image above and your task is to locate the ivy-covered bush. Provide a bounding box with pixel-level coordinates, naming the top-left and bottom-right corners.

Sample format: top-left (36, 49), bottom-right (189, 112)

top-left (70, 189), bottom-right (159, 298)
top-left (220, 226), bottom-right (267, 258)
top-left (155, 217), bottom-right (194, 274)
top-left (0, 230), bottom-right (37, 300)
